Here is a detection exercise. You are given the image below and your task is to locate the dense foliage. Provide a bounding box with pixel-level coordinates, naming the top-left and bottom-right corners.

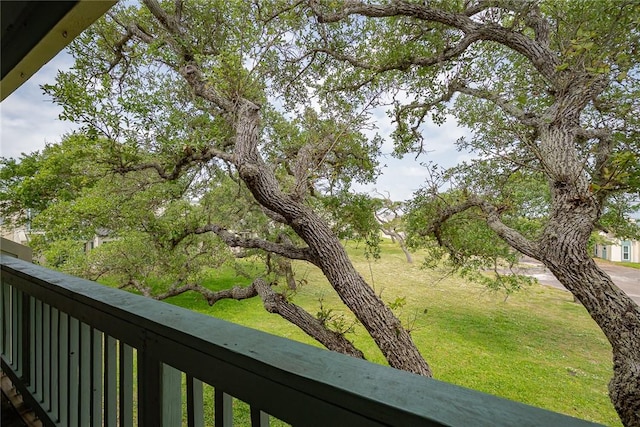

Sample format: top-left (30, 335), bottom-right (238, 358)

top-left (2, 1), bottom-right (640, 424)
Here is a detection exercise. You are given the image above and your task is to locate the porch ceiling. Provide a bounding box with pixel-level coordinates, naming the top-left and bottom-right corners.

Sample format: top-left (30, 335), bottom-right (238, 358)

top-left (0, 0), bottom-right (115, 101)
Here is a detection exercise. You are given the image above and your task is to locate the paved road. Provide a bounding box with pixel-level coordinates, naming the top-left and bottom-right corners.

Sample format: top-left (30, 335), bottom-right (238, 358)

top-left (518, 257), bottom-right (640, 303)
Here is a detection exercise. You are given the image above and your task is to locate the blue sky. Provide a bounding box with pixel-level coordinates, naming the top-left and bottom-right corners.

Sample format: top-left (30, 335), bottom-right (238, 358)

top-left (0, 49), bottom-right (472, 202)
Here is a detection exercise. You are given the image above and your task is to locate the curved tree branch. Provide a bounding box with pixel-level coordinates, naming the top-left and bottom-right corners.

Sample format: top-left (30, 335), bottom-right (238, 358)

top-left (140, 0), bottom-right (232, 113)
top-left (252, 278), bottom-right (365, 358)
top-left (153, 282), bottom-right (218, 301)
top-left (314, 32), bottom-right (481, 73)
top-left (468, 195), bottom-right (540, 258)
top-left (427, 195), bottom-right (540, 259)
top-left (143, 0), bottom-right (182, 36)
top-left (150, 277), bottom-right (364, 358)
top-left (453, 83), bottom-right (541, 126)
top-left (180, 63), bottom-right (237, 113)
top-left (115, 145), bottom-right (234, 180)
top-left (193, 224), bottom-right (314, 262)
top-left (312, 0), bottom-right (559, 82)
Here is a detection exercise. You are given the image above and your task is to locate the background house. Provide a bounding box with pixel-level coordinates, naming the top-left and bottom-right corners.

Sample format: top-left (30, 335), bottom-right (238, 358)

top-left (0, 222), bottom-right (29, 246)
top-left (594, 234), bottom-right (640, 263)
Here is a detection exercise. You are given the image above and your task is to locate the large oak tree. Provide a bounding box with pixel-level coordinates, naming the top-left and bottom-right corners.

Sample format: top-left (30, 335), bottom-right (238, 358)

top-left (23, 0), bottom-right (433, 375)
top-left (3, 0), bottom-right (639, 424)
top-left (305, 1), bottom-right (640, 424)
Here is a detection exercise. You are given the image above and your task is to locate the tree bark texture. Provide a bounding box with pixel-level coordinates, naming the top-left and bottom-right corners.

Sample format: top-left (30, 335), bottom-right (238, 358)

top-left (468, 121), bottom-right (640, 426)
top-left (251, 278), bottom-right (365, 359)
top-left (132, 1), bottom-right (432, 378)
top-left (538, 181), bottom-right (640, 427)
top-left (233, 101), bottom-right (432, 376)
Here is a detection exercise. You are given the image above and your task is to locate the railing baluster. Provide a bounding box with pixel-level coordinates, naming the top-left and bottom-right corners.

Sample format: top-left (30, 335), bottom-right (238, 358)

top-left (29, 295), bottom-right (35, 391)
top-left (35, 299), bottom-right (43, 402)
top-left (17, 289), bottom-right (24, 375)
top-left (215, 389), bottom-right (233, 427)
top-left (18, 288), bottom-right (28, 379)
top-left (43, 303), bottom-right (51, 412)
top-left (119, 342), bottom-right (134, 427)
top-left (250, 407), bottom-right (270, 427)
top-left (2, 281), bottom-right (11, 361)
top-left (104, 335), bottom-right (117, 427)
top-left (20, 289), bottom-right (30, 382)
top-left (80, 322), bottom-right (91, 425)
top-left (69, 317), bottom-right (80, 427)
top-left (50, 307), bottom-right (59, 422)
top-left (163, 364), bottom-right (182, 427)
top-left (11, 286), bottom-right (19, 373)
top-left (138, 349), bottom-right (161, 426)
top-left (91, 328), bottom-right (103, 427)
top-left (58, 312), bottom-right (69, 426)
top-left (0, 279), bottom-right (5, 357)
top-left (187, 375), bottom-right (204, 427)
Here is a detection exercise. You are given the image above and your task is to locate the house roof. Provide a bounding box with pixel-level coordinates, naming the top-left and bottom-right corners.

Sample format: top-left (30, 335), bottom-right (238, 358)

top-left (1, 0), bottom-right (115, 101)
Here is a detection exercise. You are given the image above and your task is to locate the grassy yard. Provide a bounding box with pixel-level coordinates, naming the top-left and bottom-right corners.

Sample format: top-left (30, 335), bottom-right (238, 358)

top-left (154, 240), bottom-right (618, 426)
top-left (618, 261), bottom-right (640, 269)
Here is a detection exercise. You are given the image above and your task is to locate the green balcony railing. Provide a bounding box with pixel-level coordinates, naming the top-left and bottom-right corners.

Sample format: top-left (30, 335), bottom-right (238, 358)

top-left (0, 255), bottom-right (601, 426)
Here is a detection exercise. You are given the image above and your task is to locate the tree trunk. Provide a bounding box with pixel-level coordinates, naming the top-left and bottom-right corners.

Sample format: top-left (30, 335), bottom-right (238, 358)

top-left (478, 117), bottom-right (640, 425)
top-left (538, 191), bottom-right (640, 427)
top-left (382, 228), bottom-right (413, 263)
top-left (391, 230), bottom-right (413, 264)
top-left (252, 278), bottom-right (365, 358)
top-left (543, 250), bottom-right (640, 427)
top-left (234, 101), bottom-right (432, 376)
top-left (281, 258), bottom-right (298, 290)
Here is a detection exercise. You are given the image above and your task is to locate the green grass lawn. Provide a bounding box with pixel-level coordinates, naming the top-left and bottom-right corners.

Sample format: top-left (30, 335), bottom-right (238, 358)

top-left (144, 240), bottom-right (618, 426)
top-left (618, 261), bottom-right (640, 269)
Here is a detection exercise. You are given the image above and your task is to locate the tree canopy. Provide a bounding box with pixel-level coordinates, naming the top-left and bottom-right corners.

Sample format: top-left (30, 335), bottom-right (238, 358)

top-left (2, 1), bottom-right (640, 425)
top-left (3, 0), bottom-right (433, 375)
top-left (302, 1), bottom-right (640, 424)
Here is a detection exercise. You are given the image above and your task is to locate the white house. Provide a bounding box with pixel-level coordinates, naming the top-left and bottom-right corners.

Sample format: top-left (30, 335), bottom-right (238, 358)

top-left (594, 235), bottom-right (640, 263)
top-left (83, 229), bottom-right (115, 252)
top-left (1, 217), bottom-right (112, 254)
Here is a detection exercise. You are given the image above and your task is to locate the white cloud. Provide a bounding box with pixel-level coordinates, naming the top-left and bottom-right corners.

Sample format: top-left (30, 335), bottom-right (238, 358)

top-left (360, 104), bottom-right (473, 201)
top-left (0, 50), bottom-right (79, 159)
top-left (362, 158), bottom-right (431, 201)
